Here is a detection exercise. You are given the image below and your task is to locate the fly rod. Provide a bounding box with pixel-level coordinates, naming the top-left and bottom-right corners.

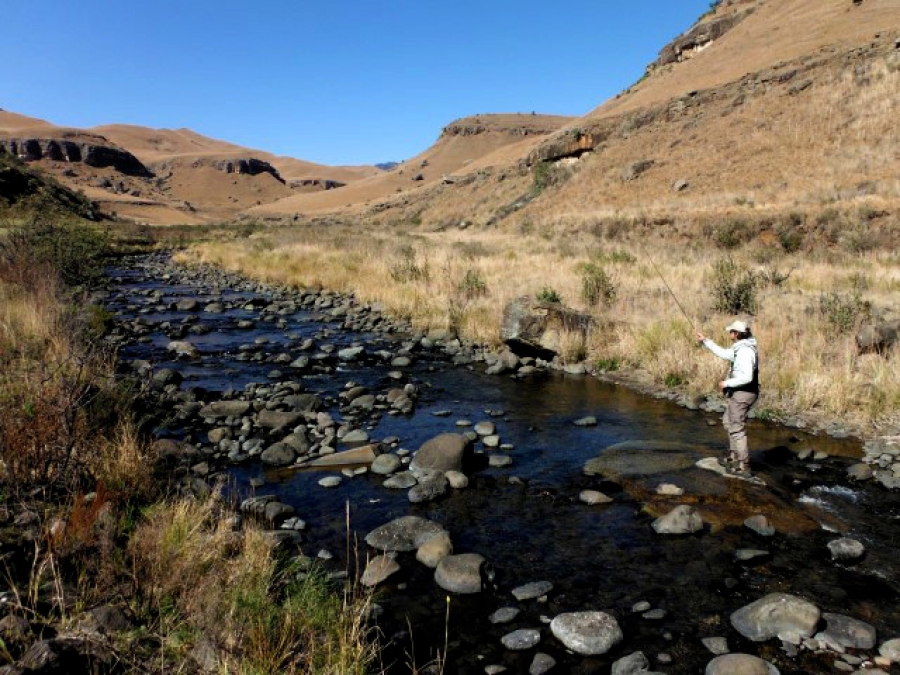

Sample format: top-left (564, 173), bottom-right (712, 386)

top-left (636, 237), bottom-right (696, 332)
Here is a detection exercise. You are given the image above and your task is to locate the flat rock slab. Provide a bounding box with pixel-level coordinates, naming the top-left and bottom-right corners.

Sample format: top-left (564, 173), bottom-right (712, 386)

top-left (199, 400), bottom-right (251, 418)
top-left (361, 555), bottom-right (400, 587)
top-left (585, 440), bottom-right (699, 479)
top-left (434, 553), bottom-right (486, 594)
top-left (550, 611), bottom-right (623, 656)
top-left (828, 537), bottom-right (865, 562)
top-left (257, 410), bottom-right (302, 430)
top-left (308, 444), bottom-right (381, 468)
top-left (501, 628), bottom-right (541, 651)
top-left (512, 581), bottom-right (554, 601)
top-left (730, 593), bottom-right (821, 642)
top-left (365, 516), bottom-right (448, 552)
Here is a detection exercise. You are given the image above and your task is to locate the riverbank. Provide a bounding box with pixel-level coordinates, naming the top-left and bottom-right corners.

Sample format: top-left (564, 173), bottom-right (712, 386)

top-left (177, 221), bottom-right (900, 441)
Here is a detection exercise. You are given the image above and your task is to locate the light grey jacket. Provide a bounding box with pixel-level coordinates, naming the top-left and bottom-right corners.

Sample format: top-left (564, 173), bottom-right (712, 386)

top-left (701, 337), bottom-right (759, 390)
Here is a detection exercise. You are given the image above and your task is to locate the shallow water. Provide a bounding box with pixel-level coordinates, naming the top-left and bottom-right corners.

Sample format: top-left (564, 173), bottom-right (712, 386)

top-left (105, 257), bottom-right (900, 674)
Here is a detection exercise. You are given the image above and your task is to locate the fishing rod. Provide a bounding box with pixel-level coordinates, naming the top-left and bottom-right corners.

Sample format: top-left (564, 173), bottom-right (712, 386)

top-left (636, 237), bottom-right (697, 332)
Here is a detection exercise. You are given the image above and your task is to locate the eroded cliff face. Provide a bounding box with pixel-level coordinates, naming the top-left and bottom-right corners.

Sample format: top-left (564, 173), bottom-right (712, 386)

top-left (650, 0), bottom-right (761, 69)
top-left (439, 114), bottom-right (573, 139)
top-left (1, 136), bottom-right (153, 177)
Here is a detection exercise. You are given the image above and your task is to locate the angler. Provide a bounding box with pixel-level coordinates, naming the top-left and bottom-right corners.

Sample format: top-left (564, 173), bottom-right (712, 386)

top-left (696, 320), bottom-right (759, 477)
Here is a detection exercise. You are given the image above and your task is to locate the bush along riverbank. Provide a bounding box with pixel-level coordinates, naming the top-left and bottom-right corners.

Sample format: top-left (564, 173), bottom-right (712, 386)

top-left (98, 251), bottom-right (900, 674)
top-left (0, 223), bottom-right (377, 674)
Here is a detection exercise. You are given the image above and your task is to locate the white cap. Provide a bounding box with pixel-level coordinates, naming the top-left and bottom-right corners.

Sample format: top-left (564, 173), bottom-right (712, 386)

top-left (725, 320), bottom-right (749, 333)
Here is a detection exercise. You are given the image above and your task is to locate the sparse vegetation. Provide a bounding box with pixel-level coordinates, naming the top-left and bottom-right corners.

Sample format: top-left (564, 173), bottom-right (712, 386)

top-left (536, 286), bottom-right (563, 304)
top-left (579, 263), bottom-right (617, 307)
top-left (818, 290), bottom-right (871, 333)
top-left (711, 257), bottom-right (759, 314)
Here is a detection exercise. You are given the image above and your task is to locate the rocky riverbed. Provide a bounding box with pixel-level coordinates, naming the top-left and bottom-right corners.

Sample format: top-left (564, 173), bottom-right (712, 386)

top-left (97, 254), bottom-right (900, 675)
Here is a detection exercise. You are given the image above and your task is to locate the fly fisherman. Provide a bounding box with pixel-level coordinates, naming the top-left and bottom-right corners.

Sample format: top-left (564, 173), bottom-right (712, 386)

top-left (695, 320), bottom-right (759, 477)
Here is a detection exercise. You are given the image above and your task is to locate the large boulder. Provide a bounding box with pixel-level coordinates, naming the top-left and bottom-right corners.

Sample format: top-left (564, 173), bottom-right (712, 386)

top-left (500, 296), bottom-right (592, 360)
top-left (434, 553), bottom-right (487, 594)
top-left (411, 434), bottom-right (473, 473)
top-left (549, 611), bottom-right (623, 656)
top-left (730, 593), bottom-right (821, 642)
top-left (856, 319), bottom-right (900, 354)
top-left (584, 441), bottom-right (698, 479)
top-left (705, 654), bottom-right (779, 675)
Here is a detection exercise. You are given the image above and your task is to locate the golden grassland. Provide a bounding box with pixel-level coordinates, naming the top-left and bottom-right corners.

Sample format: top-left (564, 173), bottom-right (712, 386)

top-left (180, 216), bottom-right (900, 436)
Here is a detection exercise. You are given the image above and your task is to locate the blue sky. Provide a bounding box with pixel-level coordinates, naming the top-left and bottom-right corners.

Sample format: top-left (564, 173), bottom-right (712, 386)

top-left (1, 1), bottom-right (711, 166)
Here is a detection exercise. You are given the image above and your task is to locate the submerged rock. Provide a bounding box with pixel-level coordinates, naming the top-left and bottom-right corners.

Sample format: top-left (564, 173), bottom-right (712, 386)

top-left (652, 505), bottom-right (704, 535)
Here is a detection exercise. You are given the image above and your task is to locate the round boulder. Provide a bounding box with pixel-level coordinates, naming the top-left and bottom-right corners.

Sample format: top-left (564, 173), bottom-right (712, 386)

top-left (549, 611), bottom-right (623, 656)
top-left (705, 654), bottom-right (779, 675)
top-left (434, 553), bottom-right (486, 594)
top-left (411, 433), bottom-right (473, 473)
top-left (730, 593), bottom-right (820, 642)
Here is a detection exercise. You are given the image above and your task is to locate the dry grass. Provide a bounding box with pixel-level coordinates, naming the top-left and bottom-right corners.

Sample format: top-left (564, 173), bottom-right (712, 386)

top-left (129, 493), bottom-right (378, 674)
top-left (184, 220), bottom-right (900, 435)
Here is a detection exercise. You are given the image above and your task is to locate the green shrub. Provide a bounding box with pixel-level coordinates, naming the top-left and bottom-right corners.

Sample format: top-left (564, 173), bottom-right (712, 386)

top-left (711, 258), bottom-right (759, 314)
top-left (580, 263), bottom-right (617, 307)
top-left (532, 161), bottom-right (553, 195)
top-left (713, 219), bottom-right (752, 250)
top-left (536, 287), bottom-right (562, 304)
top-left (0, 219), bottom-right (109, 288)
top-left (818, 291), bottom-right (871, 333)
top-left (595, 357), bottom-right (620, 372)
top-left (776, 213), bottom-right (805, 253)
top-left (664, 372), bottom-right (685, 387)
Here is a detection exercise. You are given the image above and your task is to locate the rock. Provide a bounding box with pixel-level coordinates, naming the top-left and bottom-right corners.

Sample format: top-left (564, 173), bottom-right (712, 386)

top-left (585, 440), bottom-right (697, 478)
top-left (308, 444), bottom-right (381, 467)
top-left (730, 593), bottom-right (821, 642)
top-left (264, 501), bottom-right (296, 525)
top-left (579, 490), bottom-right (613, 505)
top-left (673, 179), bottom-right (690, 192)
top-left (735, 549), bottom-right (769, 562)
top-left (166, 340), bottom-right (199, 357)
top-left (416, 531), bottom-right (453, 568)
top-left (446, 470), bottom-right (469, 489)
top-left (744, 514), bottom-right (775, 537)
top-left (529, 652), bottom-right (556, 675)
top-left (490, 607), bottom-right (521, 624)
top-left (282, 393), bottom-right (321, 412)
top-left (512, 581), bottom-right (554, 601)
top-left (656, 483), bottom-right (685, 496)
top-left (488, 454), bottom-right (513, 468)
top-left (257, 410), bottom-right (302, 431)
top-left (702, 637), bottom-right (729, 655)
top-left (501, 628), bottom-right (541, 650)
top-left (371, 453), bottom-right (401, 475)
top-left (260, 442), bottom-right (297, 467)
top-left (573, 416), bottom-right (598, 427)
top-left (819, 613), bottom-right (876, 650)
top-left (856, 320), bottom-right (900, 354)
top-left (0, 614), bottom-right (32, 649)
top-left (366, 516), bottom-right (448, 552)
top-left (474, 421), bottom-right (496, 436)
top-left (408, 472), bottom-right (449, 503)
top-left (880, 637), bottom-right (900, 661)
top-left (705, 654), bottom-right (779, 675)
top-left (19, 636), bottom-right (114, 674)
top-left (199, 400), bottom-right (251, 418)
top-left (611, 651), bottom-right (649, 675)
top-left (549, 611), bottom-right (623, 656)
top-left (500, 296), bottom-right (592, 360)
top-left (651, 505), bottom-right (704, 534)
top-left (847, 463), bottom-right (873, 481)
top-left (434, 553), bottom-right (487, 594)
top-left (383, 471), bottom-right (418, 489)
top-left (411, 433), bottom-right (473, 473)
top-left (827, 538), bottom-right (865, 562)
top-left (338, 346), bottom-right (365, 361)
top-left (361, 555), bottom-right (400, 587)
top-left (318, 476), bottom-right (342, 488)
top-left (621, 159), bottom-right (654, 181)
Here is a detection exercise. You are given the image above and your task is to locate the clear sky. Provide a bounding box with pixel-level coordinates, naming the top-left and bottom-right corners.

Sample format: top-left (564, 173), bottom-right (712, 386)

top-left (1, 0), bottom-right (711, 166)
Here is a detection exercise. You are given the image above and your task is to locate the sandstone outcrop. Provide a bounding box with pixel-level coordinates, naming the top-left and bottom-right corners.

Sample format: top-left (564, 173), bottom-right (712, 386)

top-left (1, 136), bottom-right (152, 177)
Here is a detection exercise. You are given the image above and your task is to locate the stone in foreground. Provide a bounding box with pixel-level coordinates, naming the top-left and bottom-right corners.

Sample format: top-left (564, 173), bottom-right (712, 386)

top-left (652, 505), bottom-right (704, 534)
top-left (360, 555), bottom-right (400, 587)
top-left (730, 593), bottom-right (820, 642)
top-left (434, 553), bottom-right (487, 594)
top-left (549, 611), bottom-right (623, 655)
top-left (365, 516), bottom-right (448, 552)
top-left (705, 653), bottom-right (780, 675)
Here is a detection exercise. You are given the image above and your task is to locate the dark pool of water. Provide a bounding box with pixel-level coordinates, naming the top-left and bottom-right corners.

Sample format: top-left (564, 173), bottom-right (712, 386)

top-left (104, 258), bottom-right (900, 675)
